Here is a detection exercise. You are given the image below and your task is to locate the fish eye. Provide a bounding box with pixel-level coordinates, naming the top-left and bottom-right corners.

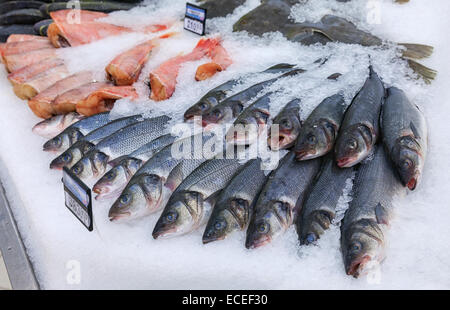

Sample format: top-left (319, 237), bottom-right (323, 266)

top-left (401, 158), bottom-right (413, 170)
top-left (307, 134), bottom-right (316, 144)
top-left (53, 136), bottom-right (62, 145)
top-left (214, 219), bottom-right (226, 231)
top-left (349, 241), bottom-right (362, 252)
top-left (106, 170), bottom-right (116, 180)
top-left (305, 233), bottom-right (317, 244)
top-left (143, 174), bottom-right (159, 184)
top-left (165, 211), bottom-right (178, 223)
top-left (72, 165), bottom-right (82, 175)
top-left (281, 118), bottom-right (292, 130)
top-left (257, 222), bottom-right (269, 234)
top-left (199, 102), bottom-right (209, 110)
top-left (62, 153), bottom-right (72, 162)
top-left (213, 109), bottom-right (222, 118)
top-left (347, 138), bottom-right (358, 150)
top-left (119, 193), bottom-right (131, 205)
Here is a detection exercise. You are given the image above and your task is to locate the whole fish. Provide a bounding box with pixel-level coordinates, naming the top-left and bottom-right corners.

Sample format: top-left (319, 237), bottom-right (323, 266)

top-left (42, 112), bottom-right (111, 153)
top-left (335, 67), bottom-right (385, 168)
top-left (381, 87), bottom-right (427, 190)
top-left (267, 98), bottom-right (302, 150)
top-left (295, 94), bottom-right (347, 160)
top-left (203, 158), bottom-right (267, 244)
top-left (70, 116), bottom-right (171, 181)
top-left (49, 115), bottom-right (142, 169)
top-left (152, 157), bottom-right (246, 239)
top-left (93, 134), bottom-right (177, 200)
top-left (108, 134), bottom-right (220, 221)
top-left (184, 63), bottom-right (295, 121)
top-left (297, 154), bottom-right (354, 245)
top-left (226, 92), bottom-right (272, 145)
top-left (246, 151), bottom-right (321, 249)
top-left (32, 112), bottom-right (84, 139)
top-left (202, 69), bottom-right (304, 128)
top-left (341, 145), bottom-right (405, 278)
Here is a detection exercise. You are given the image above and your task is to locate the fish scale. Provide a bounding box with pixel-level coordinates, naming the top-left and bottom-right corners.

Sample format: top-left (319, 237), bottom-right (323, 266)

top-left (81, 115), bottom-right (143, 144)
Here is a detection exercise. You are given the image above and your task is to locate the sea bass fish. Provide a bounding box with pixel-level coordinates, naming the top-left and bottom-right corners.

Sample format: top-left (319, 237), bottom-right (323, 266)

top-left (335, 67), bottom-right (385, 168)
top-left (108, 133), bottom-right (220, 221)
top-left (70, 116), bottom-right (171, 181)
top-left (43, 111), bottom-right (111, 153)
top-left (152, 157), bottom-right (246, 239)
top-left (341, 145), bottom-right (405, 278)
top-left (50, 115), bottom-right (143, 170)
top-left (267, 98), bottom-right (302, 150)
top-left (295, 94), bottom-right (347, 160)
top-left (93, 134), bottom-right (177, 200)
top-left (184, 63), bottom-right (295, 121)
top-left (246, 151), bottom-right (321, 248)
top-left (203, 158), bottom-right (268, 243)
top-left (297, 154), bottom-right (354, 245)
top-left (33, 112), bottom-right (84, 139)
top-left (381, 87), bottom-right (427, 190)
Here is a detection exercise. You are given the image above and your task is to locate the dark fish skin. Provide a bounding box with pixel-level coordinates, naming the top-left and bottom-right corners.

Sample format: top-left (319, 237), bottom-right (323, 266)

top-left (246, 152), bottom-right (321, 249)
top-left (226, 92), bottom-right (272, 145)
top-left (268, 98), bottom-right (302, 150)
top-left (202, 69), bottom-right (305, 128)
top-left (381, 87), bottom-right (427, 190)
top-left (198, 0), bottom-right (246, 18)
top-left (341, 145), bottom-right (405, 278)
top-left (203, 158), bottom-right (268, 244)
top-left (295, 94), bottom-right (347, 160)
top-left (152, 157), bottom-right (246, 239)
top-left (70, 116), bottom-right (171, 181)
top-left (43, 112), bottom-right (111, 153)
top-left (297, 154), bottom-right (354, 245)
top-left (335, 67), bottom-right (385, 168)
top-left (50, 115), bottom-right (142, 169)
top-left (184, 63), bottom-right (295, 121)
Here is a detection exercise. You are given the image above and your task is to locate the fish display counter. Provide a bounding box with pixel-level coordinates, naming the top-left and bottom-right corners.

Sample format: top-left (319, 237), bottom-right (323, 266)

top-left (0, 0), bottom-right (449, 290)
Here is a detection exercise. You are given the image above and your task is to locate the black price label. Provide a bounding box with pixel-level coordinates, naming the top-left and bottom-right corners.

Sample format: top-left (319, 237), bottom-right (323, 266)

top-left (62, 167), bottom-right (93, 231)
top-left (184, 3), bottom-right (207, 35)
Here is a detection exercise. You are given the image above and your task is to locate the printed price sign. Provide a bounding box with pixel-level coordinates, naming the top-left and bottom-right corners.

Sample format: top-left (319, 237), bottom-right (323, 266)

top-left (62, 167), bottom-right (93, 231)
top-left (184, 3), bottom-right (207, 35)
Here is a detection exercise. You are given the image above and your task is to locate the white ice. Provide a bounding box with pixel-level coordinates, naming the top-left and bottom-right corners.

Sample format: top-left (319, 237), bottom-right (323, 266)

top-left (0, 0), bottom-right (449, 289)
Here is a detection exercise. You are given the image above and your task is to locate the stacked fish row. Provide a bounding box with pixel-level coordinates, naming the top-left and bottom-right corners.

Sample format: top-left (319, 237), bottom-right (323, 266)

top-left (0, 8), bottom-right (233, 118)
top-left (34, 61), bottom-right (427, 278)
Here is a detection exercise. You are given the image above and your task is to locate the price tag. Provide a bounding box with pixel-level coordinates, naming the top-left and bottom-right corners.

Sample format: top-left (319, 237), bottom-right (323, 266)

top-left (184, 3), bottom-right (207, 35)
top-left (62, 167), bottom-right (93, 231)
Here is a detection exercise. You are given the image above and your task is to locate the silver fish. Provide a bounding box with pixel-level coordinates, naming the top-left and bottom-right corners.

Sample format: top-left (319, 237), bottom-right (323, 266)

top-left (295, 94), bottom-right (346, 160)
top-left (152, 157), bottom-right (246, 239)
top-left (381, 87), bottom-right (427, 190)
top-left (335, 66), bottom-right (385, 167)
top-left (268, 98), bottom-right (302, 150)
top-left (203, 158), bottom-right (268, 244)
top-left (246, 151), bottom-right (321, 248)
top-left (341, 145), bottom-right (405, 278)
top-left (33, 112), bottom-right (84, 139)
top-left (70, 116), bottom-right (171, 182)
top-left (297, 154), bottom-right (354, 245)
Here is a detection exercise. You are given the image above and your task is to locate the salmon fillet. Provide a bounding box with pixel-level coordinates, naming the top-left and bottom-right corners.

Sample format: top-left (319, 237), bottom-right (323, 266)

top-left (195, 42), bottom-right (232, 81)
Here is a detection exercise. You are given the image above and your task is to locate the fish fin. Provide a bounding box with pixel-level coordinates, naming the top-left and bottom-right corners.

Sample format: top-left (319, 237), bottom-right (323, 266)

top-left (375, 203), bottom-right (389, 225)
top-left (409, 121), bottom-right (421, 139)
top-left (165, 162), bottom-right (184, 192)
top-left (407, 59), bottom-right (437, 84)
top-left (399, 43), bottom-right (434, 60)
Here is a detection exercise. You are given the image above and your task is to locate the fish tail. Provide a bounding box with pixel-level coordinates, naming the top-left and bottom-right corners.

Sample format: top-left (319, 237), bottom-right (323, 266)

top-left (407, 59), bottom-right (437, 84)
top-left (399, 43), bottom-right (434, 59)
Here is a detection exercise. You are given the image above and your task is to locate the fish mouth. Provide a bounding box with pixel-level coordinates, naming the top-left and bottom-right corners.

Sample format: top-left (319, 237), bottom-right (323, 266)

top-left (109, 212), bottom-right (131, 222)
top-left (202, 233), bottom-right (225, 244)
top-left (49, 159), bottom-right (64, 170)
top-left (295, 149), bottom-right (314, 161)
top-left (152, 226), bottom-right (176, 239)
top-left (336, 157), bottom-right (356, 168)
top-left (245, 235), bottom-right (271, 249)
top-left (407, 178), bottom-right (417, 190)
top-left (346, 255), bottom-right (371, 278)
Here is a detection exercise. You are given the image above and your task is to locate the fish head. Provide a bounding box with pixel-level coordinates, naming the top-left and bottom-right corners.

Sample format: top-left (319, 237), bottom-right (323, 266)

top-left (342, 219), bottom-right (384, 278)
top-left (109, 174), bottom-right (163, 221)
top-left (246, 201), bottom-right (291, 249)
top-left (335, 124), bottom-right (373, 168)
top-left (43, 128), bottom-right (83, 153)
top-left (50, 141), bottom-right (94, 170)
top-left (227, 110), bottom-right (270, 145)
top-left (93, 157), bottom-right (142, 200)
top-left (32, 115), bottom-right (64, 137)
top-left (300, 210), bottom-right (333, 245)
top-left (71, 150), bottom-right (109, 181)
top-left (152, 191), bottom-right (202, 239)
top-left (393, 136), bottom-right (423, 190)
top-left (202, 101), bottom-right (243, 128)
top-left (295, 119), bottom-right (337, 160)
top-left (269, 114), bottom-right (302, 150)
top-left (203, 198), bottom-right (247, 244)
top-left (184, 96), bottom-right (218, 121)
